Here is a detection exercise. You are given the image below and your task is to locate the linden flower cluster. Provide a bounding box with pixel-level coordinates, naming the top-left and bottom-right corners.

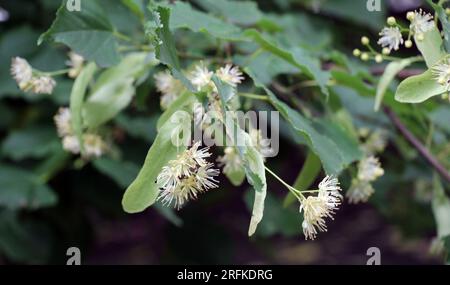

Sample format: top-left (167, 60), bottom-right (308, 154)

top-left (154, 70), bottom-right (186, 109)
top-left (353, 10), bottom-right (435, 63)
top-left (156, 142), bottom-right (219, 209)
top-left (10, 57), bottom-right (56, 94)
top-left (347, 130), bottom-right (387, 204)
top-left (66, 52), bottom-right (85, 78)
top-left (189, 62), bottom-right (244, 91)
top-left (154, 62), bottom-right (244, 110)
top-left (299, 176), bottom-right (343, 240)
top-left (431, 56), bottom-right (450, 99)
top-left (53, 107), bottom-right (108, 158)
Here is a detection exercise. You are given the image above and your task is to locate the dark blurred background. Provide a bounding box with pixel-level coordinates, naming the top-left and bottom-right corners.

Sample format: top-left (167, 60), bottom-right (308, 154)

top-left (0, 0), bottom-right (444, 265)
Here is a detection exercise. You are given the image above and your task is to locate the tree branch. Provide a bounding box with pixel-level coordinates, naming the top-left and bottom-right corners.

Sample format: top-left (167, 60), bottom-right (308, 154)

top-left (383, 106), bottom-right (450, 184)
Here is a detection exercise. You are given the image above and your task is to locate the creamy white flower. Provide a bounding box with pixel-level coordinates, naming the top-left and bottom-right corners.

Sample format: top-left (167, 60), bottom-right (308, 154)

top-left (432, 57), bottom-right (450, 91)
top-left (10, 57), bottom-right (32, 88)
top-left (299, 175), bottom-right (342, 240)
top-left (160, 92), bottom-right (179, 109)
top-left (410, 9), bottom-right (435, 35)
top-left (154, 71), bottom-right (185, 109)
top-left (318, 175), bottom-right (343, 208)
top-left (83, 134), bottom-right (107, 158)
top-left (216, 64), bottom-right (244, 87)
top-left (66, 52), bottom-right (84, 78)
top-left (217, 147), bottom-right (243, 174)
top-left (195, 163), bottom-right (220, 190)
top-left (362, 129), bottom-right (388, 154)
top-left (62, 135), bottom-right (81, 154)
top-left (357, 156), bottom-right (384, 182)
top-left (157, 142), bottom-right (219, 209)
top-left (300, 196), bottom-right (330, 240)
top-left (62, 133), bottom-right (107, 157)
top-left (190, 64), bottom-right (213, 91)
top-left (377, 27), bottom-right (403, 51)
top-left (346, 180), bottom-right (375, 204)
top-left (30, 76), bottom-right (56, 94)
top-left (54, 107), bottom-right (72, 137)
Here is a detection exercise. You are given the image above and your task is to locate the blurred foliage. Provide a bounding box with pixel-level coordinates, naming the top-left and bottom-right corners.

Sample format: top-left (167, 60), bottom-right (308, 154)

top-left (0, 0), bottom-right (448, 264)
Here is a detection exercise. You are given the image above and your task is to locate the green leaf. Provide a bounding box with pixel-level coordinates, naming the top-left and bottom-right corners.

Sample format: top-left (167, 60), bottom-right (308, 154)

top-left (115, 114), bottom-right (158, 142)
top-left (121, 111), bottom-right (192, 213)
top-left (315, 0), bottom-right (385, 30)
top-left (153, 6), bottom-right (195, 92)
top-left (414, 27), bottom-right (446, 68)
top-left (0, 211), bottom-right (51, 264)
top-left (0, 165), bottom-right (57, 210)
top-left (39, 0), bottom-right (121, 67)
top-left (429, 106), bottom-right (450, 134)
top-left (246, 68), bottom-right (361, 174)
top-left (194, 0), bottom-right (263, 26)
top-left (235, 52), bottom-right (297, 85)
top-left (243, 30), bottom-right (330, 96)
top-left (121, 0), bottom-right (145, 20)
top-left (70, 62), bottom-right (97, 153)
top-left (1, 126), bottom-right (60, 161)
top-left (283, 151), bottom-right (322, 207)
top-left (93, 157), bottom-right (141, 189)
top-left (163, 1), bottom-right (243, 40)
top-left (375, 57), bottom-right (421, 111)
top-left (432, 175), bottom-right (450, 239)
top-left (395, 69), bottom-right (446, 103)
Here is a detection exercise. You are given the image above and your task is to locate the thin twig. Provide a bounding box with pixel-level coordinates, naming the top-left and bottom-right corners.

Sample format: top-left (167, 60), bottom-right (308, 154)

top-left (371, 66), bottom-right (424, 79)
top-left (383, 106), bottom-right (450, 184)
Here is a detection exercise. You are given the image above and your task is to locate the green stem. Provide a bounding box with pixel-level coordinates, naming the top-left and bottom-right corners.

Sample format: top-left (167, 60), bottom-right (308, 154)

top-left (265, 166), bottom-right (305, 200)
top-left (238, 92), bottom-right (270, 101)
top-left (39, 69), bottom-right (71, 76)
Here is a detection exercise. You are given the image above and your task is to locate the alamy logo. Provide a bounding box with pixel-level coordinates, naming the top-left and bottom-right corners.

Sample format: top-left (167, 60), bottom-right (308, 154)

top-left (366, 0), bottom-right (381, 12)
top-left (66, 247), bottom-right (81, 265)
top-left (366, 247), bottom-right (381, 265)
top-left (66, 0), bottom-right (81, 12)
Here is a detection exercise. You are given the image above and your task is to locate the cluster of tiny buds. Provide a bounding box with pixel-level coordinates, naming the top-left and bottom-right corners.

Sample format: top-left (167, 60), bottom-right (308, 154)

top-left (353, 9), bottom-right (436, 63)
